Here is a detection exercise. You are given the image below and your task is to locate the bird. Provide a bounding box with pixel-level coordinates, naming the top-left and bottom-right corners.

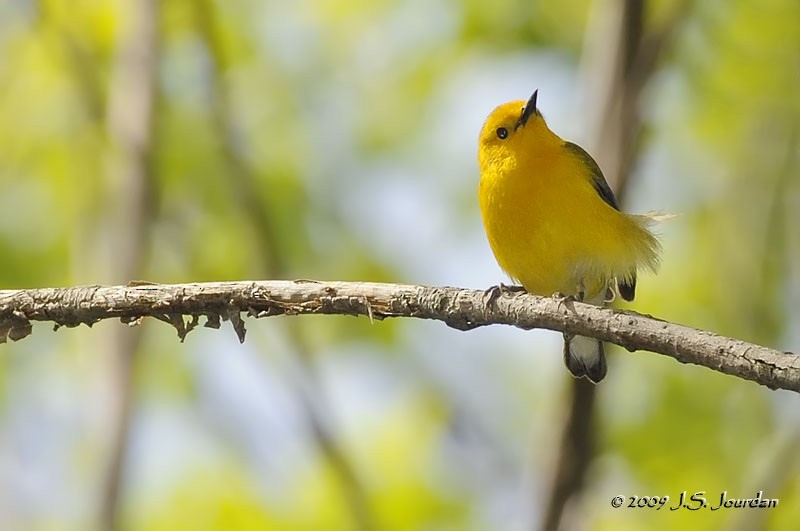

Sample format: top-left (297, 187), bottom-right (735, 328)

top-left (477, 90), bottom-right (660, 383)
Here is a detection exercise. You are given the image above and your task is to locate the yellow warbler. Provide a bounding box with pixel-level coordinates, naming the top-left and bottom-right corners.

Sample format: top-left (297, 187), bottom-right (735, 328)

top-left (478, 90), bottom-right (660, 383)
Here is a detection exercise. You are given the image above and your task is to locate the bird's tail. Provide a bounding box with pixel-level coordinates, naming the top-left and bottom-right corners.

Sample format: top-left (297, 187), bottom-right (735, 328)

top-left (563, 335), bottom-right (606, 383)
top-left (562, 288), bottom-right (608, 383)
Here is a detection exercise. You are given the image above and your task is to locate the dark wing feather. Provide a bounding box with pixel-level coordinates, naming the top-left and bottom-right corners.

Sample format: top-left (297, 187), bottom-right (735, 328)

top-left (563, 141), bottom-right (619, 210)
top-left (563, 142), bottom-right (637, 301)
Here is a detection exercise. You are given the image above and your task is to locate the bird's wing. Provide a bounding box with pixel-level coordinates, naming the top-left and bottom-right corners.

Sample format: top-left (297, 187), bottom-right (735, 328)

top-left (563, 142), bottom-right (637, 301)
top-left (563, 141), bottom-right (619, 210)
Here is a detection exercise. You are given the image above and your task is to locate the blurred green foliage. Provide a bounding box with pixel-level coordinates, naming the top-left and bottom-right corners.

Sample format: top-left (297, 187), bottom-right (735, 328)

top-left (1, 0), bottom-right (799, 530)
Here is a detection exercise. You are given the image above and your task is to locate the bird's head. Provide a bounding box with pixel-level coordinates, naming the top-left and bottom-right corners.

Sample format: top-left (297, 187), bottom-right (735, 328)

top-left (478, 90), bottom-right (555, 169)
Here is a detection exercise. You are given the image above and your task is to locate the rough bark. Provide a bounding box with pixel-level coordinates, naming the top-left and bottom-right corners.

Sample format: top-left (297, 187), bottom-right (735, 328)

top-left (1, 280), bottom-right (797, 393)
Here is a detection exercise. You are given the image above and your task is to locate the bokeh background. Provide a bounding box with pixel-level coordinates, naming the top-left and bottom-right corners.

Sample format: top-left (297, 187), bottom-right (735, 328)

top-left (1, 0), bottom-right (799, 530)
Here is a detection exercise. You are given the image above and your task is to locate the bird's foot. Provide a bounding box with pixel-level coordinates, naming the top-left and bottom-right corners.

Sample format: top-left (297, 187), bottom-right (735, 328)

top-left (484, 283), bottom-right (526, 308)
top-left (553, 291), bottom-right (582, 313)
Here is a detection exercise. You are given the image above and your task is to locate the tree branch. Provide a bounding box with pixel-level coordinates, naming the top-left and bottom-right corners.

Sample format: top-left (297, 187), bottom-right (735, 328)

top-left (1, 280), bottom-right (797, 392)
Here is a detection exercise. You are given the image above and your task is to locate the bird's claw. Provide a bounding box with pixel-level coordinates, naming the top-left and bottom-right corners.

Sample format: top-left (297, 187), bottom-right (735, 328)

top-left (553, 291), bottom-right (582, 312)
top-left (483, 283), bottom-right (526, 308)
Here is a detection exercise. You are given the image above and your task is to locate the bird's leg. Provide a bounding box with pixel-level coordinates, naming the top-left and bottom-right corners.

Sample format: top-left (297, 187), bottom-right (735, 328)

top-left (553, 291), bottom-right (577, 308)
top-left (552, 289), bottom-right (582, 305)
top-left (575, 281), bottom-right (586, 302)
top-left (553, 290), bottom-right (582, 342)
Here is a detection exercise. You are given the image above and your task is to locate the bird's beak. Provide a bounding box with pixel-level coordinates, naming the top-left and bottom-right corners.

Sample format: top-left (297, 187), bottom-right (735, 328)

top-left (516, 89), bottom-right (538, 130)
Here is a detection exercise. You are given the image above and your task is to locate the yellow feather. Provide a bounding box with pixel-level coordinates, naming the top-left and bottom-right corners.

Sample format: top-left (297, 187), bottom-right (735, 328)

top-left (478, 99), bottom-right (661, 301)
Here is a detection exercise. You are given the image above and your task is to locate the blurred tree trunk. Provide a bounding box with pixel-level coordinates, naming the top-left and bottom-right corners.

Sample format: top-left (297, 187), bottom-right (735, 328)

top-left (100, 0), bottom-right (158, 529)
top-left (538, 1), bottom-right (687, 529)
top-left (192, 1), bottom-right (376, 528)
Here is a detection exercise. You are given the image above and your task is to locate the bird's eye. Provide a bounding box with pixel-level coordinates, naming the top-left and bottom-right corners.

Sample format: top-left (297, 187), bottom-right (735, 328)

top-left (496, 127), bottom-right (508, 139)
